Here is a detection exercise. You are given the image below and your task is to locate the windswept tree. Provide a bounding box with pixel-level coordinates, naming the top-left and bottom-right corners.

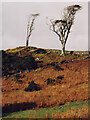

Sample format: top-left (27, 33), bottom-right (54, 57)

top-left (47, 5), bottom-right (82, 55)
top-left (26, 13), bottom-right (39, 47)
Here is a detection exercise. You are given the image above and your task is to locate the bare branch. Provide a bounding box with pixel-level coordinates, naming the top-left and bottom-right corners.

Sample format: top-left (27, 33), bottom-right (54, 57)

top-left (46, 4), bottom-right (82, 55)
top-left (26, 13), bottom-right (39, 46)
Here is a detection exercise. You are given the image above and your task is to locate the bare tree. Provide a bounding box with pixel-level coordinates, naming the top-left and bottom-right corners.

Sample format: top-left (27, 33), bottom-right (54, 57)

top-left (26, 13), bottom-right (39, 47)
top-left (47, 5), bottom-right (82, 56)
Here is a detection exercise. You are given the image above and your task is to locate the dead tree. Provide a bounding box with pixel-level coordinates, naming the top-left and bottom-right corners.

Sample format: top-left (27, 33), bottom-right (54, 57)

top-left (47, 5), bottom-right (82, 56)
top-left (26, 13), bottom-right (39, 47)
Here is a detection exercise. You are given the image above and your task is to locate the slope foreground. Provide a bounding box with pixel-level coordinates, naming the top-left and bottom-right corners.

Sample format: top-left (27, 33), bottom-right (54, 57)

top-left (1, 46), bottom-right (89, 118)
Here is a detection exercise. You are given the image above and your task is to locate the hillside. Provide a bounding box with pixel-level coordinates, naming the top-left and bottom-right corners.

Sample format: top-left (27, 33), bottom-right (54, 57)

top-left (2, 46), bottom-right (89, 118)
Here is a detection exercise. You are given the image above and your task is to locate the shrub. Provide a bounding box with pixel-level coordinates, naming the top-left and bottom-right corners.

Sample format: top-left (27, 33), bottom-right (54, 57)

top-left (47, 62), bottom-right (55, 67)
top-left (33, 48), bottom-right (47, 54)
top-left (75, 68), bottom-right (77, 72)
top-left (56, 76), bottom-right (64, 84)
top-left (16, 79), bottom-right (23, 83)
top-left (14, 73), bottom-right (21, 79)
top-left (24, 81), bottom-right (41, 92)
top-left (22, 74), bottom-right (25, 78)
top-left (61, 60), bottom-right (68, 64)
top-left (44, 78), bottom-right (55, 85)
top-left (44, 77), bottom-right (63, 85)
top-left (70, 51), bottom-right (74, 55)
top-left (54, 65), bottom-right (64, 71)
top-left (12, 73), bottom-right (23, 83)
top-left (2, 51), bottom-right (37, 76)
top-left (57, 76), bottom-right (64, 80)
top-left (12, 78), bottom-right (23, 84)
top-left (36, 61), bottom-right (43, 68)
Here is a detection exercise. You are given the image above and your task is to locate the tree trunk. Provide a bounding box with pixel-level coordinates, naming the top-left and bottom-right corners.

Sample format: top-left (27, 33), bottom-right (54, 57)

top-left (26, 37), bottom-right (29, 46)
top-left (61, 43), bottom-right (65, 56)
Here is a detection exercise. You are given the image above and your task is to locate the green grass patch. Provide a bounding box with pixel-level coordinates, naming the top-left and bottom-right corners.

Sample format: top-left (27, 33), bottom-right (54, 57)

top-left (3, 100), bottom-right (89, 118)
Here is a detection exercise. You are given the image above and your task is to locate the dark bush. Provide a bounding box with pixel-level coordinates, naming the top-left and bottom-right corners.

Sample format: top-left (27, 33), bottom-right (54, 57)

top-left (57, 76), bottom-right (64, 80)
top-left (44, 78), bottom-right (55, 85)
top-left (73, 54), bottom-right (78, 56)
top-left (33, 48), bottom-right (47, 54)
top-left (47, 62), bottom-right (55, 67)
top-left (14, 74), bottom-right (21, 79)
top-left (61, 60), bottom-right (68, 64)
top-left (12, 74), bottom-right (23, 83)
top-left (54, 65), bottom-right (64, 71)
top-left (56, 76), bottom-right (64, 84)
top-left (24, 81), bottom-right (41, 92)
top-left (83, 56), bottom-right (90, 60)
top-left (36, 61), bottom-right (43, 68)
top-left (16, 79), bottom-right (23, 83)
top-left (75, 68), bottom-right (77, 72)
top-left (2, 70), bottom-right (9, 76)
top-left (70, 51), bottom-right (74, 55)
top-left (44, 77), bottom-right (63, 85)
top-left (13, 55), bottom-right (36, 70)
top-left (2, 51), bottom-right (37, 76)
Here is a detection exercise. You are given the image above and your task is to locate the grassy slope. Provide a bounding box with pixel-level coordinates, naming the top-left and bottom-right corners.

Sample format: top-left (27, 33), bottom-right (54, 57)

top-left (2, 46), bottom-right (89, 118)
top-left (3, 100), bottom-right (89, 118)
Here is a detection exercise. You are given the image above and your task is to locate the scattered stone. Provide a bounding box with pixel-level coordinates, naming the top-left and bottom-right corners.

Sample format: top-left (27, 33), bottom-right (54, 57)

top-left (36, 58), bottom-right (39, 60)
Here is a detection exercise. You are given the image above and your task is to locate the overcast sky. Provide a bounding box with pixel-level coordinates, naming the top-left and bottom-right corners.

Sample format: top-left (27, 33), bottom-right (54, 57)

top-left (2, 2), bottom-right (88, 51)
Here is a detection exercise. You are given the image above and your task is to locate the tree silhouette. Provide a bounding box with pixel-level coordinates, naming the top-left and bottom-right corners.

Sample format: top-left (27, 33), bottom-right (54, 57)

top-left (26, 13), bottom-right (39, 47)
top-left (47, 5), bottom-right (82, 55)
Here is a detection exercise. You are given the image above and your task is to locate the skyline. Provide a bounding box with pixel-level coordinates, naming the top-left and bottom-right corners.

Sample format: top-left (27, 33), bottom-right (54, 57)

top-left (2, 2), bottom-right (88, 51)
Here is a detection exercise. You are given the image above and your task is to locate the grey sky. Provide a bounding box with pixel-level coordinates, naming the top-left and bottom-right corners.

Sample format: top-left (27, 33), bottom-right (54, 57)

top-left (2, 2), bottom-right (88, 51)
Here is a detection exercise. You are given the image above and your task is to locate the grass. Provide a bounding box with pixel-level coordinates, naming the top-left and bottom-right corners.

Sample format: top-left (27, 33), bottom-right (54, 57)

top-left (3, 100), bottom-right (89, 118)
top-left (2, 46), bottom-right (89, 119)
top-left (5, 46), bottom-right (25, 53)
